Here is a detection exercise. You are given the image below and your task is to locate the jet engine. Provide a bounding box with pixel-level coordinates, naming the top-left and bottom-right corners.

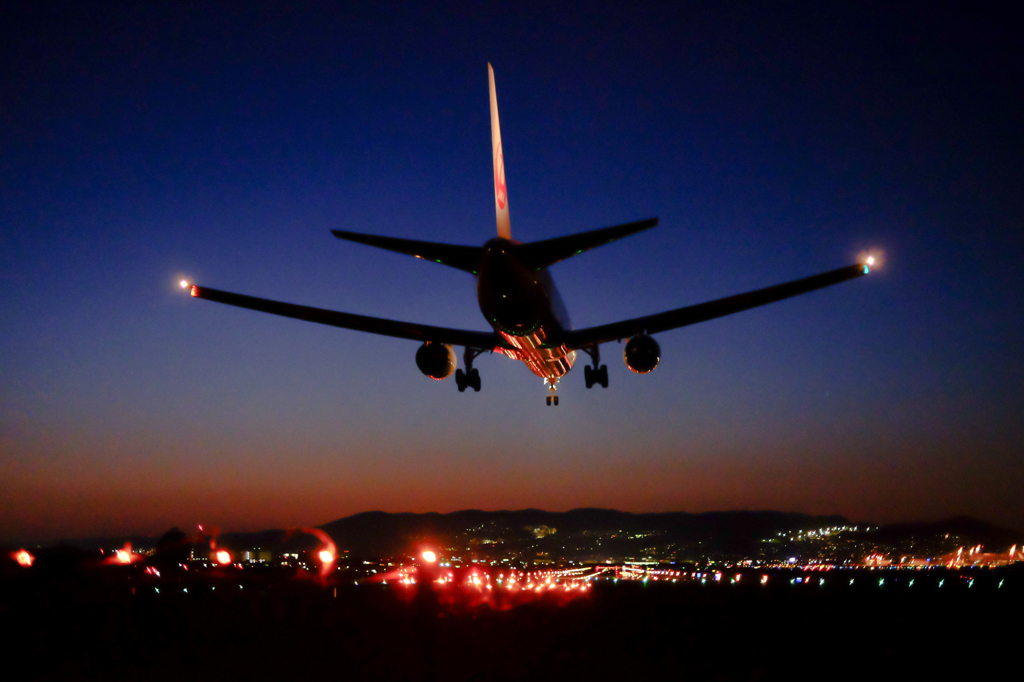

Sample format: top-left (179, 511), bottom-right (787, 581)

top-left (623, 335), bottom-right (660, 374)
top-left (415, 342), bottom-right (457, 380)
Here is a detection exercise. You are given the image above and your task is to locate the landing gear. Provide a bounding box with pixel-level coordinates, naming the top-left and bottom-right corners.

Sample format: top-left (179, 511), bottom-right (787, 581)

top-left (545, 378), bottom-right (559, 406)
top-left (581, 345), bottom-right (608, 389)
top-left (456, 368), bottom-right (480, 392)
top-left (456, 348), bottom-right (484, 392)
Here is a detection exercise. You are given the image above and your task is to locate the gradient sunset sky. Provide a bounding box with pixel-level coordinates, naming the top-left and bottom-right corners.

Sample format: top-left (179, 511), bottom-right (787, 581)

top-left (2, 2), bottom-right (1021, 542)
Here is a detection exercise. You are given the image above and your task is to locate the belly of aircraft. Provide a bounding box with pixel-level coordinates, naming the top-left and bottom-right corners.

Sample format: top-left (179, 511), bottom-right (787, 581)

top-left (497, 325), bottom-right (576, 381)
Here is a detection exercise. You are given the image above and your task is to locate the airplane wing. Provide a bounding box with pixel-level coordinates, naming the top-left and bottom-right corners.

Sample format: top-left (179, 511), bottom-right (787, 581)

top-left (189, 285), bottom-right (505, 350)
top-left (562, 263), bottom-right (870, 349)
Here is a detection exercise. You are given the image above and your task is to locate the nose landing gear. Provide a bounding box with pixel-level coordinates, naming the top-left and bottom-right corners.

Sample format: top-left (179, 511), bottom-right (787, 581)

top-left (545, 378), bottom-right (559, 406)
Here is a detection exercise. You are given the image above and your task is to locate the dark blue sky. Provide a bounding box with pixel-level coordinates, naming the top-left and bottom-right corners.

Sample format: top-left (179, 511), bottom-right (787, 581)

top-left (2, 2), bottom-right (1021, 542)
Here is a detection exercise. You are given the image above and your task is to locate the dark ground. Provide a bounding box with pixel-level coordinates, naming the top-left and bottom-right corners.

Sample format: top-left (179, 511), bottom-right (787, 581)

top-left (3, 557), bottom-right (1019, 680)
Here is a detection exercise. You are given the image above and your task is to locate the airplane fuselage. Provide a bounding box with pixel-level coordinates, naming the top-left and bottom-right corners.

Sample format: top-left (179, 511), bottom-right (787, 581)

top-left (476, 238), bottom-right (576, 381)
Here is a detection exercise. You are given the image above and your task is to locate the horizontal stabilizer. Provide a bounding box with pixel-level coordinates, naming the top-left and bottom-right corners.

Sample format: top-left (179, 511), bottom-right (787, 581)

top-left (331, 230), bottom-right (483, 275)
top-left (517, 218), bottom-right (658, 271)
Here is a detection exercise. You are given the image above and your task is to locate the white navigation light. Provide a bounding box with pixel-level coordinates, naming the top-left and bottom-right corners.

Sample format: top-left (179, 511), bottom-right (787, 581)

top-left (180, 280), bottom-right (189, 288)
top-left (866, 256), bottom-right (875, 266)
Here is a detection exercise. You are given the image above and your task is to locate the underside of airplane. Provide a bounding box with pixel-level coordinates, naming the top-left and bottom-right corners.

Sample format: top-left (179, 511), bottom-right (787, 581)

top-left (184, 64), bottom-right (873, 405)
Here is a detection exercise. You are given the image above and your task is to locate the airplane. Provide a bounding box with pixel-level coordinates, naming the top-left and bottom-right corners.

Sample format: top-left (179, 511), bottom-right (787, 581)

top-left (184, 64), bottom-right (873, 406)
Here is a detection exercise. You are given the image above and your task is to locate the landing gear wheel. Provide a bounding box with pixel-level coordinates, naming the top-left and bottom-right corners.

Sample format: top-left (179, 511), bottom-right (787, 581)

top-left (581, 345), bottom-right (608, 388)
top-left (458, 348), bottom-right (484, 393)
top-left (546, 395), bottom-right (552, 406)
top-left (553, 395), bottom-right (559, 406)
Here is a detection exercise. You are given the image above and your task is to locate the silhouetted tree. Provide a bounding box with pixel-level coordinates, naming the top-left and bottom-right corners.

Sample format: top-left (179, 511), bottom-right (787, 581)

top-left (150, 527), bottom-right (190, 570)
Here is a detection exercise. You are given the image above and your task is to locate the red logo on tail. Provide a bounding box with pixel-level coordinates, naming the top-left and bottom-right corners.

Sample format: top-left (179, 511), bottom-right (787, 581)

top-left (494, 143), bottom-right (507, 209)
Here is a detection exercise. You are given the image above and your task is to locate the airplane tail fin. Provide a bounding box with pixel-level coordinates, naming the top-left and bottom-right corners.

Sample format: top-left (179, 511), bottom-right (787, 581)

top-left (516, 218), bottom-right (659, 271)
top-left (489, 63), bottom-right (511, 240)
